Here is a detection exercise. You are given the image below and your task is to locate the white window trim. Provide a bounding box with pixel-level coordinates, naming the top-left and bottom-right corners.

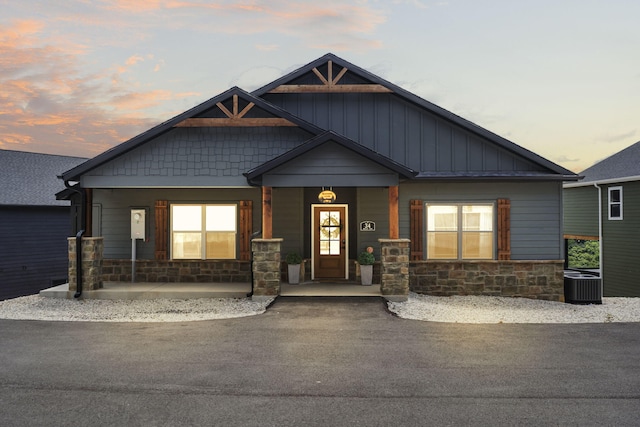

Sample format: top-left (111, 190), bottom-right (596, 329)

top-left (170, 203), bottom-right (237, 260)
top-left (425, 203), bottom-right (496, 260)
top-left (608, 186), bottom-right (623, 220)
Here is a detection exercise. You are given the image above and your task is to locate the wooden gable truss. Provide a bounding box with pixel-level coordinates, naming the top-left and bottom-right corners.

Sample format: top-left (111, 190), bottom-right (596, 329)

top-left (175, 94), bottom-right (297, 127)
top-left (268, 60), bottom-right (393, 94)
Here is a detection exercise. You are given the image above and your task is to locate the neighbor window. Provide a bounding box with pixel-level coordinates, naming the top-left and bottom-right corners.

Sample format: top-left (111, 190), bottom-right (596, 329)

top-left (171, 204), bottom-right (237, 259)
top-left (608, 187), bottom-right (623, 220)
top-left (426, 204), bottom-right (494, 259)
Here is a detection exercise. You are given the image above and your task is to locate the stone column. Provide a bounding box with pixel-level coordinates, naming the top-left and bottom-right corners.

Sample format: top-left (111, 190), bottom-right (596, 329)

top-left (379, 238), bottom-right (410, 301)
top-left (68, 237), bottom-right (104, 293)
top-left (251, 238), bottom-right (282, 301)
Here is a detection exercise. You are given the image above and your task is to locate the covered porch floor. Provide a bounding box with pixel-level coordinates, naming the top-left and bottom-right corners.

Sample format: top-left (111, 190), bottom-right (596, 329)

top-left (40, 282), bottom-right (382, 300)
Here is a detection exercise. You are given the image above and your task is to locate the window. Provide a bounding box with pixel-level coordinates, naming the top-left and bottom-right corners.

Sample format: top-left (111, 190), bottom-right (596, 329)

top-left (608, 187), bottom-right (623, 220)
top-left (171, 204), bottom-right (237, 259)
top-left (426, 204), bottom-right (494, 259)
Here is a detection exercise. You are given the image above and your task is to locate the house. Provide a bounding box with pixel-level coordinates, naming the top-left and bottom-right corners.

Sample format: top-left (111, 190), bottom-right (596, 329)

top-left (564, 141), bottom-right (640, 296)
top-left (59, 53), bottom-right (579, 301)
top-left (0, 149), bottom-right (87, 300)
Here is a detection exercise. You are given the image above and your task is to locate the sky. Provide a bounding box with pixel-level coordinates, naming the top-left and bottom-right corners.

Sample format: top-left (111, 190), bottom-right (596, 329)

top-left (1, 1), bottom-right (639, 173)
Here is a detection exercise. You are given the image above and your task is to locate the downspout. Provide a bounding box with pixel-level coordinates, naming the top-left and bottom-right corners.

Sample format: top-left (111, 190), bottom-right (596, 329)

top-left (63, 179), bottom-right (86, 298)
top-left (594, 183), bottom-right (604, 296)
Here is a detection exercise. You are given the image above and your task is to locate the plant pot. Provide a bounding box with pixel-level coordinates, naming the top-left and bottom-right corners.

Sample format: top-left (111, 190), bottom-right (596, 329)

top-left (288, 264), bottom-right (301, 284)
top-left (360, 264), bottom-right (373, 286)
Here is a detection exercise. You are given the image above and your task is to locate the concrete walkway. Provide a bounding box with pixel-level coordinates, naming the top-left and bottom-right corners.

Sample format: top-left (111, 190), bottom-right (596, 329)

top-left (40, 281), bottom-right (382, 299)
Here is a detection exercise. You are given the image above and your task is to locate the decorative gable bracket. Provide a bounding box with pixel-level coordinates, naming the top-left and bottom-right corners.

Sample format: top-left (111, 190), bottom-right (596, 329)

top-left (175, 94), bottom-right (296, 127)
top-left (268, 60), bottom-right (393, 94)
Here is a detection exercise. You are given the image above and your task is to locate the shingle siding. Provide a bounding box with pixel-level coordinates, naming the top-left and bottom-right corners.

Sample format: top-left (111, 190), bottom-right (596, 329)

top-left (83, 127), bottom-right (313, 187)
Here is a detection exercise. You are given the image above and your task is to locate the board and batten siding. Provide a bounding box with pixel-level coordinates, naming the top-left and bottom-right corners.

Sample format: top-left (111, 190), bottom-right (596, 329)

top-left (0, 206), bottom-right (70, 300)
top-left (563, 185), bottom-right (599, 238)
top-left (399, 181), bottom-right (564, 260)
top-left (93, 188), bottom-right (261, 260)
top-left (263, 92), bottom-right (547, 175)
top-left (601, 181), bottom-right (640, 296)
top-left (357, 187), bottom-right (389, 252)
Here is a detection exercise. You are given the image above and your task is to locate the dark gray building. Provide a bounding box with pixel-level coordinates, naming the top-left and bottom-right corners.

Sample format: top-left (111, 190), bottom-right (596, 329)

top-left (564, 141), bottom-right (640, 296)
top-left (0, 149), bottom-right (86, 300)
top-left (60, 53), bottom-right (579, 301)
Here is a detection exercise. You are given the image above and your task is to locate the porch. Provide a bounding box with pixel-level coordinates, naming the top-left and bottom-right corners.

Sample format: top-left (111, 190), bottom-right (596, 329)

top-left (40, 281), bottom-right (382, 300)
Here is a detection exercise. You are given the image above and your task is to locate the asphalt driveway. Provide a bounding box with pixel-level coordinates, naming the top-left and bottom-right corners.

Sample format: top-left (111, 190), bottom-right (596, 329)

top-left (1, 296), bottom-right (639, 426)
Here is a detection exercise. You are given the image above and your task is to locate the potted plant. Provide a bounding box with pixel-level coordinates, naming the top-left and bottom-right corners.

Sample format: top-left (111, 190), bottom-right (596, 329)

top-left (358, 246), bottom-right (375, 286)
top-left (285, 252), bottom-right (303, 284)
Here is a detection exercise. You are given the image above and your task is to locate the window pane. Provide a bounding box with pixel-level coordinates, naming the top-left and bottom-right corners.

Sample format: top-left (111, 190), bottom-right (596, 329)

top-left (610, 189), bottom-right (621, 203)
top-left (610, 204), bottom-right (621, 218)
top-left (428, 206), bottom-right (457, 231)
top-left (427, 232), bottom-right (457, 259)
top-left (172, 232), bottom-right (201, 259)
top-left (172, 206), bottom-right (201, 231)
top-left (463, 205), bottom-right (493, 231)
top-left (462, 232), bottom-right (493, 259)
top-left (206, 205), bottom-right (236, 231)
top-left (206, 232), bottom-right (236, 259)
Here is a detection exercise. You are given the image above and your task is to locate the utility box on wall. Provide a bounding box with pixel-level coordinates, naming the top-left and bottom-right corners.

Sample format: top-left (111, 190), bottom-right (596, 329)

top-left (131, 209), bottom-right (146, 240)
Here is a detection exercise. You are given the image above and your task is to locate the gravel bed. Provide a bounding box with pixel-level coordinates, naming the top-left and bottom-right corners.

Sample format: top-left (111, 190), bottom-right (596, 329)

top-left (0, 295), bottom-right (274, 322)
top-left (387, 293), bottom-right (640, 324)
top-left (0, 293), bottom-right (638, 323)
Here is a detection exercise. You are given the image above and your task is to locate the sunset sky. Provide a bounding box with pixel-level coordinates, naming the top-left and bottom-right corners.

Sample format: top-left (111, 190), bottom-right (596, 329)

top-left (1, 1), bottom-right (639, 173)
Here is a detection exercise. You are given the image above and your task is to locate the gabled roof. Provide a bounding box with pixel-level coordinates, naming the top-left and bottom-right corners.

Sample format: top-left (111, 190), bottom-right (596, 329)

top-left (0, 149), bottom-right (87, 206)
top-left (61, 87), bottom-right (324, 181)
top-left (244, 130), bottom-right (416, 185)
top-left (254, 53), bottom-right (578, 180)
top-left (570, 141), bottom-right (640, 185)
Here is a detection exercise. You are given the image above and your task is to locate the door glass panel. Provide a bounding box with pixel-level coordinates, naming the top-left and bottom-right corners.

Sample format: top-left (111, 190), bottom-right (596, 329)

top-left (319, 210), bottom-right (341, 255)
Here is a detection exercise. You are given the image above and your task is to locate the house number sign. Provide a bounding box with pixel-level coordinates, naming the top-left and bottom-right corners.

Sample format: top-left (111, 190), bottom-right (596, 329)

top-left (360, 221), bottom-right (375, 232)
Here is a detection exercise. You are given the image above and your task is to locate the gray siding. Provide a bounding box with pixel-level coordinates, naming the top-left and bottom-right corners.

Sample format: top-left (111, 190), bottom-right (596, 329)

top-left (0, 206), bottom-right (70, 300)
top-left (83, 127), bottom-right (312, 188)
top-left (563, 186), bottom-right (599, 237)
top-left (263, 142), bottom-right (398, 187)
top-left (399, 181), bottom-right (563, 260)
top-left (273, 188), bottom-right (304, 256)
top-left (264, 93), bottom-right (548, 174)
top-left (93, 188), bottom-right (261, 259)
top-left (357, 187), bottom-right (389, 253)
top-left (601, 182), bottom-right (640, 296)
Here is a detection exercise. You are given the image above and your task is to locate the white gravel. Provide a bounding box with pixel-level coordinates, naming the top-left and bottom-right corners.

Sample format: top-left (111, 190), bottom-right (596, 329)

top-left (0, 293), bottom-right (638, 323)
top-left (387, 293), bottom-right (640, 324)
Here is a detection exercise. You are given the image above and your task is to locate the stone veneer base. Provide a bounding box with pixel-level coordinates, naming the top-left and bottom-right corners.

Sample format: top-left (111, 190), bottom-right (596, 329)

top-left (409, 260), bottom-right (565, 302)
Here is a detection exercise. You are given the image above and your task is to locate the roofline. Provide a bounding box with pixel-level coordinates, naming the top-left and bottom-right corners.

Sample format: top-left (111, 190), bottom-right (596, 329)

top-left (416, 173), bottom-right (581, 182)
top-left (244, 130), bottom-right (416, 184)
top-left (60, 87), bottom-right (325, 182)
top-left (564, 175), bottom-right (640, 188)
top-left (253, 53), bottom-right (578, 179)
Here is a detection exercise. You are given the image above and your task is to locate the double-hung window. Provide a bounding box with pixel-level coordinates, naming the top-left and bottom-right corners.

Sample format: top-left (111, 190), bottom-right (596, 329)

top-left (171, 204), bottom-right (237, 259)
top-left (608, 186), bottom-right (623, 220)
top-left (426, 204), bottom-right (494, 259)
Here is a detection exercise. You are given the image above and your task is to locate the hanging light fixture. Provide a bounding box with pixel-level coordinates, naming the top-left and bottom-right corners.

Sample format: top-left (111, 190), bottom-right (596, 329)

top-left (318, 186), bottom-right (337, 203)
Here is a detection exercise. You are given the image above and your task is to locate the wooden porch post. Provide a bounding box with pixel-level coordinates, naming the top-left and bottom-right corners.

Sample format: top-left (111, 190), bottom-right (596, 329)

top-left (262, 186), bottom-right (273, 239)
top-left (389, 185), bottom-right (399, 239)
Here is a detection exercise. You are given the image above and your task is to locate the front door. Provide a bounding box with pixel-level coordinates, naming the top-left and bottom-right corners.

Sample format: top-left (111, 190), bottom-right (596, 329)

top-left (313, 205), bottom-right (348, 279)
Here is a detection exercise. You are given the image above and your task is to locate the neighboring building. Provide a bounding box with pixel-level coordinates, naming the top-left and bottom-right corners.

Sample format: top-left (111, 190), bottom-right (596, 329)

top-left (0, 149), bottom-right (87, 300)
top-left (564, 141), bottom-right (640, 296)
top-left (59, 53), bottom-right (579, 301)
